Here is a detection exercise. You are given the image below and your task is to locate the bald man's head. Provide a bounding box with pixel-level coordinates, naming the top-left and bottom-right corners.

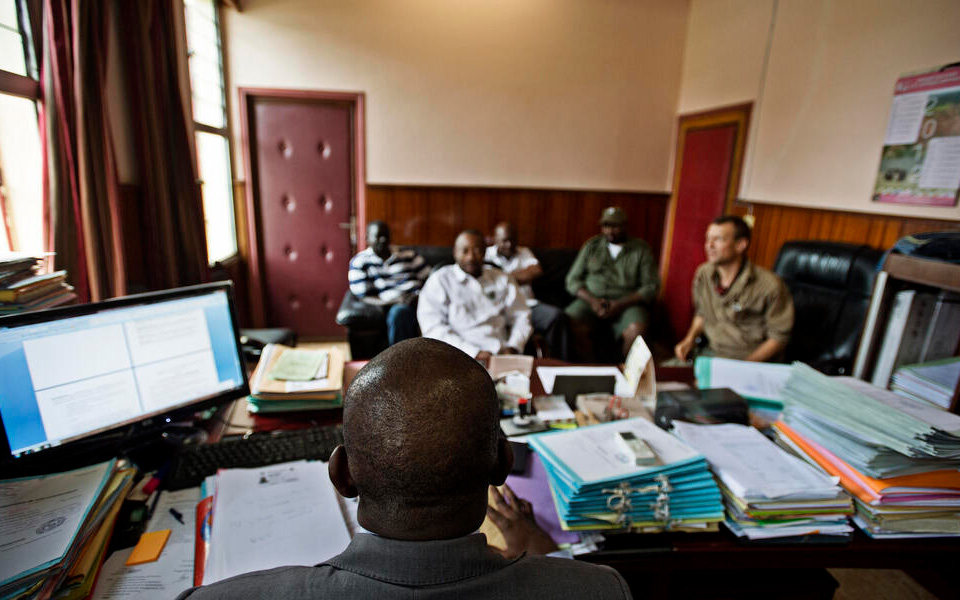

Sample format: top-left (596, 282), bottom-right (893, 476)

top-left (493, 222), bottom-right (516, 258)
top-left (331, 338), bottom-right (510, 539)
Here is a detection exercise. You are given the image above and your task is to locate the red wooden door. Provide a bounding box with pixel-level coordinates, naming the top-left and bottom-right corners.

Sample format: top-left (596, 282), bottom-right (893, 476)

top-left (661, 105), bottom-right (750, 344)
top-left (241, 90), bottom-right (365, 337)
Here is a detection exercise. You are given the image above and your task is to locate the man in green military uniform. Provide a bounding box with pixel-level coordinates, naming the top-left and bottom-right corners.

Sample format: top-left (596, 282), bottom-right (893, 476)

top-left (565, 207), bottom-right (660, 361)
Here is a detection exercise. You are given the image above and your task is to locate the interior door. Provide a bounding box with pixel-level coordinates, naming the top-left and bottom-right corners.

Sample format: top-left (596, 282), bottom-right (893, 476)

top-left (241, 90), bottom-right (365, 337)
top-left (661, 105), bottom-right (751, 344)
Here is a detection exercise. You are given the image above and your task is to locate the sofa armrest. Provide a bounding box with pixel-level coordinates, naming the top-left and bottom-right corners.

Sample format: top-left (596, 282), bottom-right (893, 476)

top-left (336, 291), bottom-right (387, 329)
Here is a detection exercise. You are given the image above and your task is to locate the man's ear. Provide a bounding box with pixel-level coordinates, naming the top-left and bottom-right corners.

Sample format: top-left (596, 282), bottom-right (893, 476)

top-left (491, 434), bottom-right (514, 486)
top-left (735, 237), bottom-right (749, 255)
top-left (328, 445), bottom-right (358, 498)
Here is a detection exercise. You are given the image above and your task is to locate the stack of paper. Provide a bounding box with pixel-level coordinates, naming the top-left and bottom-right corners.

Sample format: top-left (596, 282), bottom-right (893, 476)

top-left (527, 418), bottom-right (724, 532)
top-left (777, 362), bottom-right (960, 538)
top-left (891, 357), bottom-right (960, 410)
top-left (781, 363), bottom-right (960, 478)
top-left (0, 460), bottom-right (134, 599)
top-left (202, 460), bottom-right (352, 584)
top-left (247, 343), bottom-right (345, 413)
top-left (672, 422), bottom-right (853, 541)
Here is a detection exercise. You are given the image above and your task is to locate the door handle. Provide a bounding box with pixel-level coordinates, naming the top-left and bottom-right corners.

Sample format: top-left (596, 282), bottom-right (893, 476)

top-left (339, 217), bottom-right (357, 248)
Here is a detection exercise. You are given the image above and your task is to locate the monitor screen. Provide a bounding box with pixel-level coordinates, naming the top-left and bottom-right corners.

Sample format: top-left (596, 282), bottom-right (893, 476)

top-left (0, 282), bottom-right (248, 467)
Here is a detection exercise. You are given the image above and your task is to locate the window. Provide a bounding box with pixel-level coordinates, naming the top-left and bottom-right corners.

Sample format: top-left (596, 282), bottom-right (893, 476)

top-left (183, 0), bottom-right (237, 264)
top-left (0, 0), bottom-right (42, 254)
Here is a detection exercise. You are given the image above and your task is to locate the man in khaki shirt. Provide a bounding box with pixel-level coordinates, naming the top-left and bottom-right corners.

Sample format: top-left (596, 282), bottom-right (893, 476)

top-left (675, 216), bottom-right (794, 362)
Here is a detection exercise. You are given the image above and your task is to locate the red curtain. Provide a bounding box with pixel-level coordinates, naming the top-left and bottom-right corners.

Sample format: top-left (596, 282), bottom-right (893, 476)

top-left (116, 0), bottom-right (210, 290)
top-left (41, 0), bottom-right (125, 302)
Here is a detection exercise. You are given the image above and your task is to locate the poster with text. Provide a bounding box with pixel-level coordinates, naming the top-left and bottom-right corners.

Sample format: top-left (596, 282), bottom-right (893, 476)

top-left (873, 65), bottom-right (960, 207)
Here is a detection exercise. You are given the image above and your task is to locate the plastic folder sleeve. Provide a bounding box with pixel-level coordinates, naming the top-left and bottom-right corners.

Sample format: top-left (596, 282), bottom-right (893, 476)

top-left (776, 421), bottom-right (960, 493)
top-left (774, 422), bottom-right (879, 504)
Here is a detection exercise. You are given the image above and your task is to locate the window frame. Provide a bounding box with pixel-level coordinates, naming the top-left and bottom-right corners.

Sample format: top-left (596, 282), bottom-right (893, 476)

top-left (181, 0), bottom-right (239, 266)
top-left (0, 0), bottom-right (42, 253)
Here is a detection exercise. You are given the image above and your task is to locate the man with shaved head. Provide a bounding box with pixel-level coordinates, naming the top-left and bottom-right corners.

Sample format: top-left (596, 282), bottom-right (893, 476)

top-left (178, 339), bottom-right (632, 599)
top-left (418, 229), bottom-right (533, 365)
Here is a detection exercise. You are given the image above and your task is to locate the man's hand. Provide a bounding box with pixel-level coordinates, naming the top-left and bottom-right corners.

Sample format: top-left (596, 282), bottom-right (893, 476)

top-left (674, 336), bottom-right (695, 361)
top-left (590, 297), bottom-right (611, 319)
top-left (500, 347), bottom-right (520, 355)
top-left (486, 484), bottom-right (558, 559)
top-left (475, 350), bottom-right (493, 366)
top-left (606, 298), bottom-right (626, 319)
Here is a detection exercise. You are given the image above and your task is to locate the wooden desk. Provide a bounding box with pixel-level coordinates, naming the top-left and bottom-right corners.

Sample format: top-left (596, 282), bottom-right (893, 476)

top-left (218, 356), bottom-right (960, 597)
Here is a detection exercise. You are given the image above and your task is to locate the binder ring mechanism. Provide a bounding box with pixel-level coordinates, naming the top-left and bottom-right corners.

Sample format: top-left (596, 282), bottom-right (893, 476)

top-left (603, 474), bottom-right (674, 530)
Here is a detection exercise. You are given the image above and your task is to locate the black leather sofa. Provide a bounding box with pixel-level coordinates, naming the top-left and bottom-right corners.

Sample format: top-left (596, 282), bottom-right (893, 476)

top-left (772, 240), bottom-right (883, 375)
top-left (335, 246), bottom-right (580, 359)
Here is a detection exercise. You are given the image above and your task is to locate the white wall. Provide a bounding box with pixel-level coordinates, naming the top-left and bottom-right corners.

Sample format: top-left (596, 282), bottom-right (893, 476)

top-left (678, 0), bottom-right (960, 221)
top-left (222, 0), bottom-right (689, 191)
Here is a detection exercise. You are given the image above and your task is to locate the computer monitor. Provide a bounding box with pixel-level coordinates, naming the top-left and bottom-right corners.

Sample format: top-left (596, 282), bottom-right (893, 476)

top-left (0, 282), bottom-right (249, 474)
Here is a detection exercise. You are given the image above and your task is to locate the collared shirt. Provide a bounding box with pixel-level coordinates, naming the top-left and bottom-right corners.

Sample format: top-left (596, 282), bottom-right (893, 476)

top-left (176, 533), bottom-right (632, 599)
top-left (565, 235), bottom-right (660, 302)
top-left (348, 247), bottom-right (430, 306)
top-left (693, 260), bottom-right (794, 360)
top-left (484, 245), bottom-right (539, 304)
top-left (417, 265), bottom-right (532, 358)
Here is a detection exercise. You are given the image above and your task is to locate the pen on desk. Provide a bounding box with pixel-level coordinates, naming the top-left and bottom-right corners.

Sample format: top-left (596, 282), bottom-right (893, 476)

top-left (169, 508), bottom-right (184, 524)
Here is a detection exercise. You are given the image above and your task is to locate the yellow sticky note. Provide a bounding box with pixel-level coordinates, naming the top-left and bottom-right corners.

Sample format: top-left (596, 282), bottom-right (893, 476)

top-left (125, 529), bottom-right (171, 566)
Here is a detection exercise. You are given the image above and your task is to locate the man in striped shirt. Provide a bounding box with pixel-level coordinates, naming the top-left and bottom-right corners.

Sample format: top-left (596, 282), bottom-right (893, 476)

top-left (348, 221), bottom-right (430, 346)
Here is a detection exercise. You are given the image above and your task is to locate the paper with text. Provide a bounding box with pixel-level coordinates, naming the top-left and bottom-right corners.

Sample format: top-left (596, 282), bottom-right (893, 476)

top-left (203, 460), bottom-right (350, 585)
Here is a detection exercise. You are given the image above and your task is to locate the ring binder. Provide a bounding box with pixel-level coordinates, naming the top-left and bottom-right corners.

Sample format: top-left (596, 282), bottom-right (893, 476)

top-left (602, 474), bottom-right (674, 528)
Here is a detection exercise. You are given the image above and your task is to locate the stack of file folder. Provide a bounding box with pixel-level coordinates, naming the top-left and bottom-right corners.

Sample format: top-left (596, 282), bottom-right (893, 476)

top-left (247, 343), bottom-right (345, 413)
top-left (891, 357), bottom-right (960, 410)
top-left (672, 421), bottom-right (853, 541)
top-left (527, 417), bottom-right (724, 532)
top-left (0, 460), bottom-right (135, 600)
top-left (776, 362), bottom-right (960, 538)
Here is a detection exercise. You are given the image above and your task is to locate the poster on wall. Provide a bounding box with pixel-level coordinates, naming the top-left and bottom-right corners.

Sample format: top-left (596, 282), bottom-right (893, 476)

top-left (873, 64), bottom-right (960, 207)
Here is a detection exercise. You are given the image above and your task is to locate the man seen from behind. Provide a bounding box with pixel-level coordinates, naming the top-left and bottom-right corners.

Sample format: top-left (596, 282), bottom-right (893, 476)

top-left (177, 338), bottom-right (632, 599)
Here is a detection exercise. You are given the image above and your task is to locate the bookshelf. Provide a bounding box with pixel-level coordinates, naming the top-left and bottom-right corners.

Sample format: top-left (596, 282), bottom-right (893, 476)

top-left (853, 254), bottom-right (960, 413)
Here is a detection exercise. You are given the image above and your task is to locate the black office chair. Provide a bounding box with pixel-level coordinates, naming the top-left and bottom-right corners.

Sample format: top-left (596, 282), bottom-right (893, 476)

top-left (772, 241), bottom-right (883, 375)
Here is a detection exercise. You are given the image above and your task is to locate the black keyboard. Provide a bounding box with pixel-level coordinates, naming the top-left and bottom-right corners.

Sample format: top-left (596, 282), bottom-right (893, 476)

top-left (166, 425), bottom-right (343, 490)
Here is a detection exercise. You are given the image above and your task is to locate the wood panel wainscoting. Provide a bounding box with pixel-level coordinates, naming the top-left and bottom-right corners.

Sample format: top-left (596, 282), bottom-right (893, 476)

top-left (364, 185), bottom-right (670, 252)
top-left (731, 202), bottom-right (960, 270)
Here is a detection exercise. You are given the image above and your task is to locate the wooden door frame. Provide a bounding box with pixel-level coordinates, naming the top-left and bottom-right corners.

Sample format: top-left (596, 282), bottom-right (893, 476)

top-left (238, 88), bottom-right (366, 327)
top-left (660, 103), bottom-right (752, 288)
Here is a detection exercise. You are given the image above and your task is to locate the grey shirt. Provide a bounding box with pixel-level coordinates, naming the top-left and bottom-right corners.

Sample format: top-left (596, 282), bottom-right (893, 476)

top-left (177, 533), bottom-right (632, 599)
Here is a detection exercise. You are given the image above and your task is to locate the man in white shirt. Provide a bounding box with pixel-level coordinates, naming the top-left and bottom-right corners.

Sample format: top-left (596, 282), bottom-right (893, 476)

top-left (484, 222), bottom-right (570, 360)
top-left (418, 230), bottom-right (533, 364)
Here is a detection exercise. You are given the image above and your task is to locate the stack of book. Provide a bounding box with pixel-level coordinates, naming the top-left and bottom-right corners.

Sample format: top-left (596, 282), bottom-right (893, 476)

top-left (527, 417), bottom-right (725, 533)
top-left (775, 362), bottom-right (960, 538)
top-left (0, 460), bottom-right (135, 599)
top-left (0, 255), bottom-right (75, 314)
top-left (891, 357), bottom-right (960, 410)
top-left (247, 343), bottom-right (345, 413)
top-left (673, 421), bottom-right (853, 541)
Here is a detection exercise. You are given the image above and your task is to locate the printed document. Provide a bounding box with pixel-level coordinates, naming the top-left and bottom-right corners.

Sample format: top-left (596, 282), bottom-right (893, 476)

top-left (0, 460), bottom-right (114, 586)
top-left (203, 460), bottom-right (351, 584)
top-left (672, 421), bottom-right (841, 499)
